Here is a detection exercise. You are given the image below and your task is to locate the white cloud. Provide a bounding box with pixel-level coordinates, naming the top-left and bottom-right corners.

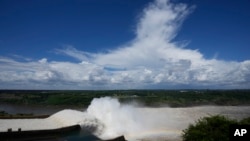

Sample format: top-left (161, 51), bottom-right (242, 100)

top-left (0, 0), bottom-right (250, 89)
top-left (38, 58), bottom-right (48, 64)
top-left (55, 45), bottom-right (95, 62)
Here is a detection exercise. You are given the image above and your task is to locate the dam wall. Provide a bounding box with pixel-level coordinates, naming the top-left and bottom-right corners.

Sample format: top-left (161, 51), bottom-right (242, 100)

top-left (0, 125), bottom-right (81, 141)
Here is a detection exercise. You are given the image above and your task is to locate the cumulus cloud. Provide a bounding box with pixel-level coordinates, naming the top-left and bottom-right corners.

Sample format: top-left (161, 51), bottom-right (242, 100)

top-left (0, 0), bottom-right (250, 89)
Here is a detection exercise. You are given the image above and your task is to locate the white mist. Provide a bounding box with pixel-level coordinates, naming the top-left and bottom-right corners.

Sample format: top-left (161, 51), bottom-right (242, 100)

top-left (84, 97), bottom-right (250, 141)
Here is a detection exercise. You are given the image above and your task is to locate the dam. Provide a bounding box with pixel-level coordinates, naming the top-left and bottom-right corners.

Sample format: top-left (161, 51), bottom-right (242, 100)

top-left (0, 109), bottom-right (126, 141)
top-left (0, 110), bottom-right (93, 132)
top-left (1, 105), bottom-right (250, 141)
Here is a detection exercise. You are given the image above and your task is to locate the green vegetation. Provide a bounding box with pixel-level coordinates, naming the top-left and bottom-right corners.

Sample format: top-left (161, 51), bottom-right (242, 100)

top-left (0, 90), bottom-right (250, 107)
top-left (182, 115), bottom-right (250, 141)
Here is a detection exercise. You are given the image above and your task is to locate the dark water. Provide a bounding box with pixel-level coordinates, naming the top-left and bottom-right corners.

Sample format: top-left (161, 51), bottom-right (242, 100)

top-left (0, 103), bottom-right (100, 141)
top-left (0, 103), bottom-right (83, 115)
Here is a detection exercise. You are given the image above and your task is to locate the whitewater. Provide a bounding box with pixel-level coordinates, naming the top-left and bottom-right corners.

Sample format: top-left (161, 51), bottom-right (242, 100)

top-left (0, 97), bottom-right (250, 141)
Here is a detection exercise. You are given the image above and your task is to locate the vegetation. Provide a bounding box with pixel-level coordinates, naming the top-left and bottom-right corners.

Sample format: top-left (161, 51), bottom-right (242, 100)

top-left (182, 115), bottom-right (250, 141)
top-left (0, 89), bottom-right (250, 107)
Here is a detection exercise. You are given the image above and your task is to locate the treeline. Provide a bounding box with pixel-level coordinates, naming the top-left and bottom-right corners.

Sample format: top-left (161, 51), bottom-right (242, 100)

top-left (0, 89), bottom-right (250, 107)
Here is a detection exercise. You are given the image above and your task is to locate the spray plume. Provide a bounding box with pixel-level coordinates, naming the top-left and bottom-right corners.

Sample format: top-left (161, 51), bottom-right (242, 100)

top-left (78, 97), bottom-right (249, 141)
top-left (84, 97), bottom-right (184, 140)
top-left (1, 97), bottom-right (248, 141)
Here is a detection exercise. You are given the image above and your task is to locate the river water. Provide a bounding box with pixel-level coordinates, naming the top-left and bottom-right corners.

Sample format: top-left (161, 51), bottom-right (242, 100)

top-left (1, 103), bottom-right (250, 141)
top-left (0, 103), bottom-right (82, 115)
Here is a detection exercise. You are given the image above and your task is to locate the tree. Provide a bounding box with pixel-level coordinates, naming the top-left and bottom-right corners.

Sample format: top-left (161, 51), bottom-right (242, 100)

top-left (182, 115), bottom-right (238, 141)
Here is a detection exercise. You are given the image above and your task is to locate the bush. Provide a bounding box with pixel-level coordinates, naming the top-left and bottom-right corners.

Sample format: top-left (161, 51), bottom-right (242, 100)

top-left (182, 115), bottom-right (238, 141)
top-left (240, 117), bottom-right (250, 125)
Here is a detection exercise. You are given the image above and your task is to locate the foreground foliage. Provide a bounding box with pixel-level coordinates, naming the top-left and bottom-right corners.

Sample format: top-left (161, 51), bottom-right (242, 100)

top-left (182, 115), bottom-right (250, 141)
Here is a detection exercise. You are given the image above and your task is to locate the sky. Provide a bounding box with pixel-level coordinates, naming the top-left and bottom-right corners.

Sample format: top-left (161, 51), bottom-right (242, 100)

top-left (0, 0), bottom-right (250, 90)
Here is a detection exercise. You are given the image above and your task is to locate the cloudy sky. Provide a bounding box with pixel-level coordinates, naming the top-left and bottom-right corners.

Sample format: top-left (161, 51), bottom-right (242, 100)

top-left (0, 0), bottom-right (250, 90)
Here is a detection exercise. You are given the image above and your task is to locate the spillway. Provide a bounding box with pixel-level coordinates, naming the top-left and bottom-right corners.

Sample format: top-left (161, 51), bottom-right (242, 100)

top-left (0, 105), bottom-right (249, 141)
top-left (0, 109), bottom-right (89, 132)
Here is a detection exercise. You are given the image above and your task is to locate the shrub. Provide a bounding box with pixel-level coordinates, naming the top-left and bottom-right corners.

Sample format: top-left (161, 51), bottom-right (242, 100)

top-left (240, 117), bottom-right (250, 125)
top-left (182, 115), bottom-right (238, 141)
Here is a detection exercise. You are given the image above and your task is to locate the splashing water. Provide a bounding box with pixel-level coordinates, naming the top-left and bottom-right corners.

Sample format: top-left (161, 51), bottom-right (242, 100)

top-left (78, 97), bottom-right (188, 140)
top-left (50, 96), bottom-right (182, 140)
top-left (79, 97), bottom-right (250, 141)
top-left (1, 96), bottom-right (249, 141)
top-left (86, 97), bottom-right (143, 139)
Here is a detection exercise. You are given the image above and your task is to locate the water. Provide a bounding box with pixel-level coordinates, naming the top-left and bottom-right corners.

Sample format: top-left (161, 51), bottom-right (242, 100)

top-left (1, 97), bottom-right (250, 141)
top-left (0, 103), bottom-right (81, 115)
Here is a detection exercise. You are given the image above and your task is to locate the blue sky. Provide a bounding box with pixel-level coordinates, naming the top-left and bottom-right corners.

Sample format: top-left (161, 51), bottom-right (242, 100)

top-left (0, 0), bottom-right (250, 89)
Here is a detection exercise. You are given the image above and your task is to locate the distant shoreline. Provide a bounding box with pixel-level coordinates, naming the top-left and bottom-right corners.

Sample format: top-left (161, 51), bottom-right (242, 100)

top-left (1, 89), bottom-right (250, 108)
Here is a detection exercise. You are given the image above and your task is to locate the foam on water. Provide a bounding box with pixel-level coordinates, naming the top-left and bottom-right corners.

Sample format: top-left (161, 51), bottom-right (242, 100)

top-left (45, 97), bottom-right (186, 140)
top-left (83, 97), bottom-right (250, 140)
top-left (1, 97), bottom-right (249, 141)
